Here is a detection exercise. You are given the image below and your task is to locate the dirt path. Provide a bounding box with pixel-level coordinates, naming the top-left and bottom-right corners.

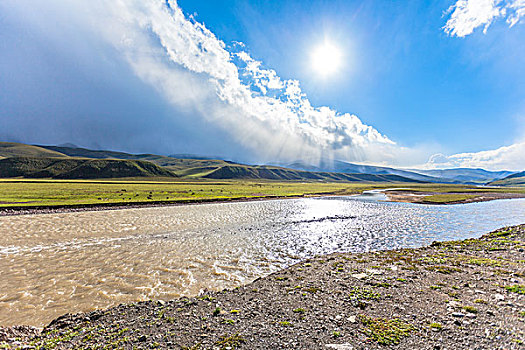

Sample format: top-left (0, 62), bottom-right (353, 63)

top-left (2, 225), bottom-right (524, 349)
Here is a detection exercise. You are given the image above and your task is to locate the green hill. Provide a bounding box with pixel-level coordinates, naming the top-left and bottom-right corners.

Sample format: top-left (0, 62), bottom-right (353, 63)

top-left (0, 142), bottom-right (422, 182)
top-left (0, 142), bottom-right (67, 159)
top-left (38, 145), bottom-right (232, 172)
top-left (488, 171), bottom-right (525, 186)
top-left (202, 165), bottom-right (421, 182)
top-left (0, 157), bottom-right (177, 179)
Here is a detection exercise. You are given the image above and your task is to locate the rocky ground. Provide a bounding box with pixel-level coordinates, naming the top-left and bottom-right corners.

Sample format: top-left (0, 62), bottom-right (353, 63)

top-left (1, 225), bottom-right (524, 349)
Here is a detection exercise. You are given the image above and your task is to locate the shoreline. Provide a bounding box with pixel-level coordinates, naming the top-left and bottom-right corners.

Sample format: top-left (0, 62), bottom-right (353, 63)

top-left (0, 194), bottom-right (315, 217)
top-left (1, 224), bottom-right (524, 349)
top-left (2, 190), bottom-right (524, 216)
top-left (384, 190), bottom-right (525, 205)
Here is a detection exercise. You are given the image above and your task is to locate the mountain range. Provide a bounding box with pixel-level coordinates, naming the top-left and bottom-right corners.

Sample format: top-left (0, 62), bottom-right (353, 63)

top-left (0, 142), bottom-right (521, 185)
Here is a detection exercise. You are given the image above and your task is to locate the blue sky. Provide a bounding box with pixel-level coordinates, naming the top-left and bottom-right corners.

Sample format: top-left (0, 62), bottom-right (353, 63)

top-left (178, 0), bottom-right (525, 151)
top-left (1, 0), bottom-right (524, 169)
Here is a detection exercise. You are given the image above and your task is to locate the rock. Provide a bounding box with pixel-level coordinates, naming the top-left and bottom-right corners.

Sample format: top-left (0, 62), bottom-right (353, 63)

top-left (366, 269), bottom-right (383, 275)
top-left (347, 315), bottom-right (356, 323)
top-left (452, 312), bottom-right (465, 318)
top-left (351, 273), bottom-right (367, 280)
top-left (326, 344), bottom-right (354, 350)
top-left (448, 300), bottom-right (461, 307)
top-left (494, 294), bottom-right (505, 301)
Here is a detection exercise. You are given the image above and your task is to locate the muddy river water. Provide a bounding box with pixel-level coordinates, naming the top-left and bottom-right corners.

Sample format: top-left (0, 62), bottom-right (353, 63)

top-left (1, 195), bottom-right (524, 326)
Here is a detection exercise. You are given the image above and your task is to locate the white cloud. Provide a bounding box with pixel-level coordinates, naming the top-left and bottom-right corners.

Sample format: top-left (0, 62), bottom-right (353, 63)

top-left (444, 0), bottom-right (525, 37)
top-left (424, 142), bottom-right (525, 171)
top-left (2, 0), bottom-right (520, 170)
top-left (64, 0), bottom-right (413, 165)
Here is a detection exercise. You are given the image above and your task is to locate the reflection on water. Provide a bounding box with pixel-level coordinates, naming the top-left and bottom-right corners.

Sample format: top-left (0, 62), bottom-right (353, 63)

top-left (0, 197), bottom-right (524, 326)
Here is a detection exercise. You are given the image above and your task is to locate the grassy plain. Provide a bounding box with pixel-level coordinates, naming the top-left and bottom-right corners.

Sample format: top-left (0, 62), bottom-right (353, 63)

top-left (420, 194), bottom-right (479, 203)
top-left (0, 179), bottom-right (380, 207)
top-left (0, 180), bottom-right (524, 208)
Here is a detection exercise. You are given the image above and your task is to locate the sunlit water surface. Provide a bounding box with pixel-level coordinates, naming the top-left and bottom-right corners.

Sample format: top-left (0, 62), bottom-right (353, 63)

top-left (1, 195), bottom-right (524, 326)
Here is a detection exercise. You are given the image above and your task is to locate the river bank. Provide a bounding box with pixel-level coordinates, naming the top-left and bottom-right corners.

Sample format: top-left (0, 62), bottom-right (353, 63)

top-left (384, 190), bottom-right (525, 205)
top-left (1, 224), bottom-right (524, 349)
top-left (2, 189), bottom-right (524, 217)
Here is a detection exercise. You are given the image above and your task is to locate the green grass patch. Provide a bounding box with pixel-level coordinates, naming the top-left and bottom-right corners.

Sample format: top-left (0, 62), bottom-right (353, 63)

top-left (359, 315), bottom-right (416, 345)
top-left (462, 306), bottom-right (478, 314)
top-left (429, 322), bottom-right (442, 330)
top-left (214, 334), bottom-right (245, 350)
top-left (505, 285), bottom-right (525, 294)
top-left (422, 194), bottom-right (478, 203)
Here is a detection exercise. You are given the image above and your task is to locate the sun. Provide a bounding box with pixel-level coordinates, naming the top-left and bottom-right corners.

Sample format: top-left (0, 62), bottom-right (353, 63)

top-left (310, 42), bottom-right (342, 77)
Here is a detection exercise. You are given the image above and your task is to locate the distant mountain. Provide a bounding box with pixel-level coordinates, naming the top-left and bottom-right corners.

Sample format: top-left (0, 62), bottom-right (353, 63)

top-left (0, 142), bottom-right (422, 182)
top-left (488, 171), bottom-right (525, 186)
top-left (168, 153), bottom-right (219, 160)
top-left (286, 160), bottom-right (450, 183)
top-left (413, 168), bottom-right (513, 184)
top-left (286, 160), bottom-right (517, 184)
top-left (58, 143), bottom-right (80, 148)
top-left (9, 141), bottom-right (512, 184)
top-left (201, 164), bottom-right (420, 183)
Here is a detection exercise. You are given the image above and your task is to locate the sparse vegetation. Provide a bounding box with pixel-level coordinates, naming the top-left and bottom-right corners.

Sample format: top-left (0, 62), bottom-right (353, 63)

top-left (359, 315), bottom-right (416, 345)
top-left (462, 306), bottom-right (478, 314)
top-left (505, 285), bottom-right (525, 294)
top-left (429, 322), bottom-right (442, 330)
top-left (422, 194), bottom-right (478, 203)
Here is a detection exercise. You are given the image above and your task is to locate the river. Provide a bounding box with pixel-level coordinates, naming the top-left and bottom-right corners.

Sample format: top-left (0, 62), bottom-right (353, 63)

top-left (1, 195), bottom-right (524, 326)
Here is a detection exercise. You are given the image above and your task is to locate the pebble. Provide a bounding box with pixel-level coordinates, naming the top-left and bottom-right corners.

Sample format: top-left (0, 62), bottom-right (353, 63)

top-left (326, 344), bottom-right (354, 350)
top-left (494, 293), bottom-right (505, 301)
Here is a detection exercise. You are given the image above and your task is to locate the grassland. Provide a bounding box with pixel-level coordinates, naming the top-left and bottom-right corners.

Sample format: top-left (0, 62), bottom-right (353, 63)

top-left (420, 194), bottom-right (479, 203)
top-left (1, 180), bottom-right (523, 210)
top-left (0, 179), bottom-right (382, 208)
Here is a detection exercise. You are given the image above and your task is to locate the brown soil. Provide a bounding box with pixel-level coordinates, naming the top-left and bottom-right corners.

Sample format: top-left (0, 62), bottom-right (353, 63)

top-left (1, 225), bottom-right (524, 349)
